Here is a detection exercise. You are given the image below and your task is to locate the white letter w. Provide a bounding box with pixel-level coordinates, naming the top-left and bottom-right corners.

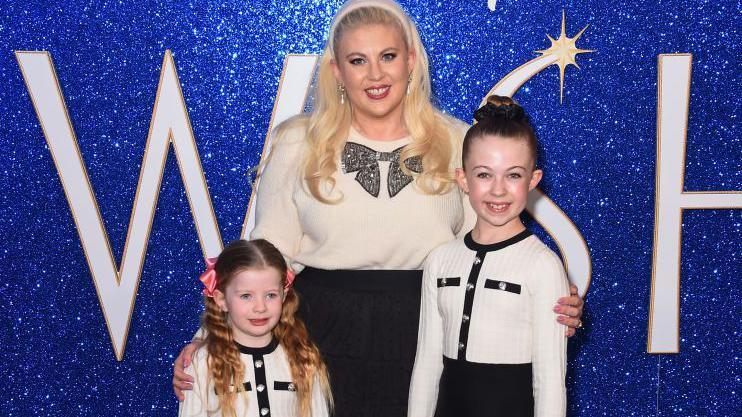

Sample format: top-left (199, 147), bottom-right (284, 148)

top-left (16, 51), bottom-right (222, 360)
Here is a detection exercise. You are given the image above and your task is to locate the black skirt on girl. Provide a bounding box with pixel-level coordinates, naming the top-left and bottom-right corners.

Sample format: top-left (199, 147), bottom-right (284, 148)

top-left (294, 267), bottom-right (423, 417)
top-left (434, 357), bottom-right (534, 417)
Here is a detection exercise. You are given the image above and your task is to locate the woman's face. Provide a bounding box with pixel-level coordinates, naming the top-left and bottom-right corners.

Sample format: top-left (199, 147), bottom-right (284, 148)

top-left (331, 23), bottom-right (415, 125)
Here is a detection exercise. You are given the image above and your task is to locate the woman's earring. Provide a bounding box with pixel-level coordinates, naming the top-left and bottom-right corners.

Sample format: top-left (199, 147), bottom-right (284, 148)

top-left (337, 83), bottom-right (346, 104)
top-left (406, 74), bottom-right (412, 95)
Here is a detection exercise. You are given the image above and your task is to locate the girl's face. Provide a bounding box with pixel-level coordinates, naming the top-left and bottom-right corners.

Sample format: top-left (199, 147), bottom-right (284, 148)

top-left (331, 23), bottom-right (415, 125)
top-left (456, 135), bottom-right (542, 241)
top-left (214, 267), bottom-right (284, 348)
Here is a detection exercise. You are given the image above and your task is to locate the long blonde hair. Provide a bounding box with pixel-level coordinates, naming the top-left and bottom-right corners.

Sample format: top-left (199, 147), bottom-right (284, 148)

top-left (202, 239), bottom-right (333, 417)
top-left (278, 0), bottom-right (453, 203)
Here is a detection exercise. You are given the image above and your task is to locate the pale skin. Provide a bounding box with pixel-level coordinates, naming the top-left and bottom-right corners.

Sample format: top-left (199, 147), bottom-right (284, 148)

top-left (172, 22), bottom-right (584, 400)
top-left (213, 268), bottom-right (285, 348)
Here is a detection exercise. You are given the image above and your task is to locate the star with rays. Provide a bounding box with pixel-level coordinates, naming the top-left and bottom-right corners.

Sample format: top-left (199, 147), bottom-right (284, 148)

top-left (536, 11), bottom-right (594, 103)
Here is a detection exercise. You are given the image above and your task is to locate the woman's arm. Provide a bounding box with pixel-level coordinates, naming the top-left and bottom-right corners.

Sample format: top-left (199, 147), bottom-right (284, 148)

top-left (557, 285), bottom-right (584, 336)
top-left (407, 254), bottom-right (445, 417)
top-left (530, 251), bottom-right (570, 417)
top-left (249, 125), bottom-right (306, 265)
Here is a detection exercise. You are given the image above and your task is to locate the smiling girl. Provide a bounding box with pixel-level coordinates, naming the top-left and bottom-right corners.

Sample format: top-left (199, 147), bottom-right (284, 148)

top-left (408, 96), bottom-right (569, 417)
top-left (178, 239), bottom-right (332, 417)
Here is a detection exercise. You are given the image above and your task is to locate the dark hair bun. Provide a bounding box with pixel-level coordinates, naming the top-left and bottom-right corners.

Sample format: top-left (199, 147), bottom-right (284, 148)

top-left (473, 95), bottom-right (525, 123)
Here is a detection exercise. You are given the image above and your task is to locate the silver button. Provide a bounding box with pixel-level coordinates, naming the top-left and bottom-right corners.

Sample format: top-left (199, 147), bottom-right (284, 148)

top-left (498, 282), bottom-right (507, 291)
top-left (466, 283), bottom-right (474, 291)
top-left (255, 360), bottom-right (263, 368)
top-left (473, 257), bottom-right (481, 265)
top-left (260, 407), bottom-right (270, 416)
top-left (462, 314), bottom-right (470, 322)
top-left (458, 342), bottom-right (465, 350)
top-left (288, 383), bottom-right (296, 391)
top-left (441, 278), bottom-right (447, 285)
top-left (257, 384), bottom-right (265, 392)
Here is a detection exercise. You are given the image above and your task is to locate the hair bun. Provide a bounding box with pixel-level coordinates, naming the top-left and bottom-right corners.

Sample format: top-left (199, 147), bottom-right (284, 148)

top-left (473, 95), bottom-right (525, 123)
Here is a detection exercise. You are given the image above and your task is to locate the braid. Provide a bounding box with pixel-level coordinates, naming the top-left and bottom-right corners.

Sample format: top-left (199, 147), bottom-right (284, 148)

top-left (203, 297), bottom-right (247, 417)
top-left (273, 290), bottom-right (334, 417)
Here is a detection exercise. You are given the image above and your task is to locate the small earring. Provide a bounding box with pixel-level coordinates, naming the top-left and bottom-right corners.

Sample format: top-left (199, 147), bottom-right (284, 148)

top-left (406, 74), bottom-right (412, 95)
top-left (337, 83), bottom-right (346, 104)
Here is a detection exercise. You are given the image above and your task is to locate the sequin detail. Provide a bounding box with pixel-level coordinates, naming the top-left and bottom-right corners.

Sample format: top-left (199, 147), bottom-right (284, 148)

top-left (341, 142), bottom-right (423, 197)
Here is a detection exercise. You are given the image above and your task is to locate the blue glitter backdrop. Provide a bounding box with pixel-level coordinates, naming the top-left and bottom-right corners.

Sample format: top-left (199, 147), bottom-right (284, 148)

top-left (1, 1), bottom-right (740, 416)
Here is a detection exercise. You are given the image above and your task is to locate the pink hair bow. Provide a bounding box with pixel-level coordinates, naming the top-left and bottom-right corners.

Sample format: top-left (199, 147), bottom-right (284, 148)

top-left (285, 269), bottom-right (296, 291)
top-left (199, 257), bottom-right (218, 297)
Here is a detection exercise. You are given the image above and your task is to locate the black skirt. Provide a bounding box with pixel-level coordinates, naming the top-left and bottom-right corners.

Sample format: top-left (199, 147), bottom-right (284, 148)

top-left (294, 267), bottom-right (423, 417)
top-left (435, 356), bottom-right (534, 417)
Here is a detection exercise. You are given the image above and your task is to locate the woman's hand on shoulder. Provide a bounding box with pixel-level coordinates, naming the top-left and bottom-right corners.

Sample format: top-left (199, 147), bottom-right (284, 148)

top-left (555, 284), bottom-right (584, 337)
top-left (172, 340), bottom-right (203, 401)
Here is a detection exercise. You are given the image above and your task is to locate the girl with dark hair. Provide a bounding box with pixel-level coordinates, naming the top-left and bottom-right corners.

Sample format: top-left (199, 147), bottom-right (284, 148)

top-left (409, 96), bottom-right (568, 417)
top-left (179, 239), bottom-right (332, 417)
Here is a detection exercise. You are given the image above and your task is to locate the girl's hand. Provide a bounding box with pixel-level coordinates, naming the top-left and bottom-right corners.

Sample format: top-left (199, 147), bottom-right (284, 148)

top-left (172, 341), bottom-right (202, 401)
top-left (554, 284), bottom-right (584, 337)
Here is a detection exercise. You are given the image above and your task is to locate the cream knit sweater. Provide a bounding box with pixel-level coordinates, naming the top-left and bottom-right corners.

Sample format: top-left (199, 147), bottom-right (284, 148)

top-left (251, 116), bottom-right (475, 272)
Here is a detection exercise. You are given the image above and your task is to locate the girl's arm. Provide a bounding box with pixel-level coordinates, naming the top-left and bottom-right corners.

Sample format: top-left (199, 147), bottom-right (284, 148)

top-left (178, 350), bottom-right (209, 417)
top-left (530, 251), bottom-right (570, 417)
top-left (407, 254), bottom-right (445, 417)
top-left (309, 374), bottom-right (331, 417)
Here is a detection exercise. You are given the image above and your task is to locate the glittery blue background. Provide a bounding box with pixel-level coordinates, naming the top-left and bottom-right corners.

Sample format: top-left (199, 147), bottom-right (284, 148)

top-left (1, 0), bottom-right (739, 415)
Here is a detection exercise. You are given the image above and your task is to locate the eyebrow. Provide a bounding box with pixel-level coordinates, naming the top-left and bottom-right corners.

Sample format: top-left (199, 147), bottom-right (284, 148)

top-left (344, 47), bottom-right (400, 59)
top-left (235, 287), bottom-right (281, 292)
top-left (472, 165), bottom-right (527, 171)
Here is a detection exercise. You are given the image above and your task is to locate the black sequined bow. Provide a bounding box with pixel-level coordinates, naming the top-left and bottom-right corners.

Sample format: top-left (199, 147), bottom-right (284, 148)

top-left (341, 142), bottom-right (423, 198)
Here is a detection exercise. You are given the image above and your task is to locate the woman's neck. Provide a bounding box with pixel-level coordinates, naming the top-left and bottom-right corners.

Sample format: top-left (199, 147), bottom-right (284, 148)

top-left (351, 113), bottom-right (408, 141)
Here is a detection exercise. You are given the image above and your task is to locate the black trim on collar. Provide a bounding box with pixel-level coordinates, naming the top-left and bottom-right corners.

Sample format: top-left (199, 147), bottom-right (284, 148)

top-left (464, 229), bottom-right (532, 252)
top-left (234, 338), bottom-right (279, 356)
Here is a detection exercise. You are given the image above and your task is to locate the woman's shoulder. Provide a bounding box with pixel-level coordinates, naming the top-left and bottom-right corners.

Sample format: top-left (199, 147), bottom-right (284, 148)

top-left (434, 112), bottom-right (470, 169)
top-left (271, 114), bottom-right (311, 148)
top-left (436, 112), bottom-right (470, 143)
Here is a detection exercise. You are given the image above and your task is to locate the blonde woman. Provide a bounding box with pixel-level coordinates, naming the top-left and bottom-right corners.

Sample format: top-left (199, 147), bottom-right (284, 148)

top-left (174, 1), bottom-right (584, 415)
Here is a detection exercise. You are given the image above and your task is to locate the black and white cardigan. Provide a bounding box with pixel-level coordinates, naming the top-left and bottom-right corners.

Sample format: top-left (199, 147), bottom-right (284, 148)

top-left (179, 339), bottom-right (329, 417)
top-left (408, 230), bottom-right (569, 417)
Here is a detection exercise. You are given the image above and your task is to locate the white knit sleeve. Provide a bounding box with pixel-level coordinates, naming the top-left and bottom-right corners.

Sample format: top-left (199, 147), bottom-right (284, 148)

top-left (530, 250), bottom-right (569, 417)
top-left (250, 128), bottom-right (305, 265)
top-left (309, 374), bottom-right (330, 417)
top-left (408, 251), bottom-right (445, 417)
top-left (178, 349), bottom-right (210, 417)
